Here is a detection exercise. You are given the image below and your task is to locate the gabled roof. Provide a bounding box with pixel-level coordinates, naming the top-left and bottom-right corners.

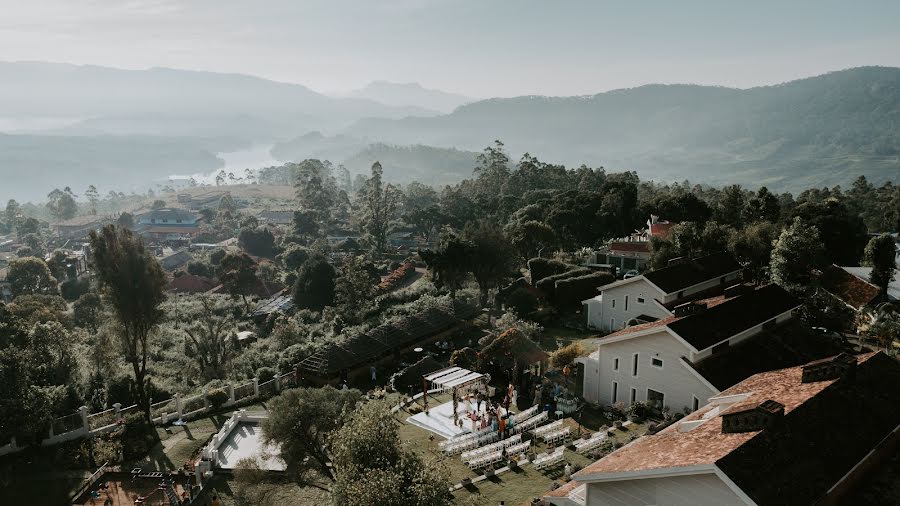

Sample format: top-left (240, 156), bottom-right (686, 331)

top-left (689, 319), bottom-right (849, 390)
top-left (139, 207), bottom-right (196, 222)
top-left (667, 284), bottom-right (799, 351)
top-left (168, 273), bottom-right (218, 293)
top-left (841, 266), bottom-right (899, 302)
top-left (819, 264), bottom-right (882, 310)
top-left (642, 252), bottom-right (741, 294)
top-left (553, 352), bottom-right (900, 506)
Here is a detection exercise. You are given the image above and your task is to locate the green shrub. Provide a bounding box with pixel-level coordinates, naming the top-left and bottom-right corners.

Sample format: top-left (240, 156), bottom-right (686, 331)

top-left (121, 412), bottom-right (159, 461)
top-left (550, 342), bottom-right (584, 369)
top-left (207, 387), bottom-right (230, 409)
top-left (527, 257), bottom-right (573, 284)
top-left (535, 267), bottom-right (591, 300)
top-left (554, 271), bottom-right (615, 308)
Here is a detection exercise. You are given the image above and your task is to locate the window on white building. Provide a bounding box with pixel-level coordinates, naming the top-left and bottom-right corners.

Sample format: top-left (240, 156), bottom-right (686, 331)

top-left (651, 357), bottom-right (663, 369)
top-left (648, 388), bottom-right (665, 409)
top-left (637, 296), bottom-right (645, 304)
top-left (692, 396), bottom-right (700, 411)
top-left (612, 381), bottom-right (618, 403)
top-left (632, 353), bottom-right (639, 377)
top-left (630, 388), bottom-right (637, 403)
top-left (625, 295), bottom-right (629, 311)
top-left (611, 299), bottom-right (616, 308)
top-left (613, 358), bottom-right (619, 371)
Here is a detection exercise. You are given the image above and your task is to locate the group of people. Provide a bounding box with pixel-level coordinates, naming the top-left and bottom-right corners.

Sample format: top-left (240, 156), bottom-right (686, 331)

top-left (458, 383), bottom-right (519, 438)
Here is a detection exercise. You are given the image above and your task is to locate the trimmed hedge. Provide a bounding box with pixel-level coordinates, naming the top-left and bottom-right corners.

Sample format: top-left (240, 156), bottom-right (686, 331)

top-left (554, 272), bottom-right (615, 308)
top-left (535, 267), bottom-right (592, 300)
top-left (527, 257), bottom-right (574, 284)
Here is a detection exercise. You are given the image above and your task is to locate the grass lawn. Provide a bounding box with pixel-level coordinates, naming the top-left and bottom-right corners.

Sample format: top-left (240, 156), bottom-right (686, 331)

top-left (538, 324), bottom-right (599, 355)
top-left (196, 474), bottom-right (330, 506)
top-left (396, 393), bottom-right (646, 506)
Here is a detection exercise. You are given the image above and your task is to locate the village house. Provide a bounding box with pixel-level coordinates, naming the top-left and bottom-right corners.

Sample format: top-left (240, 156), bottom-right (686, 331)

top-left (583, 252), bottom-right (743, 332)
top-left (818, 264), bottom-right (885, 309)
top-left (54, 215), bottom-right (111, 240)
top-left (548, 352), bottom-right (900, 506)
top-left (591, 215), bottom-right (675, 274)
top-left (258, 210), bottom-right (293, 226)
top-left (134, 208), bottom-right (202, 242)
top-left (578, 284), bottom-right (801, 412)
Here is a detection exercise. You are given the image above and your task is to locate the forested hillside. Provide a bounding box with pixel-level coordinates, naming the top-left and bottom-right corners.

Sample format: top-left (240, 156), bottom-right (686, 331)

top-left (346, 67), bottom-right (900, 191)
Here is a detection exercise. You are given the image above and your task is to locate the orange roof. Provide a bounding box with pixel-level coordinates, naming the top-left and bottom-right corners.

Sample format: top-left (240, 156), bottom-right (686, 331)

top-left (608, 241), bottom-right (651, 253)
top-left (649, 222), bottom-right (675, 240)
top-left (570, 353), bottom-right (877, 477)
top-left (819, 264), bottom-right (881, 310)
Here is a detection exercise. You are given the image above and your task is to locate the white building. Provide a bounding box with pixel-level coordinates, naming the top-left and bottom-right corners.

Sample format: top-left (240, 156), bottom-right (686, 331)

top-left (547, 352), bottom-right (900, 506)
top-left (579, 284), bottom-right (800, 413)
top-left (583, 252), bottom-right (743, 333)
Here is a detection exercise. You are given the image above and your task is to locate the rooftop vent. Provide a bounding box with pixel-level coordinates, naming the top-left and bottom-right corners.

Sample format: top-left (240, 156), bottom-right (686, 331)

top-left (723, 284), bottom-right (748, 299)
top-left (721, 399), bottom-right (785, 434)
top-left (801, 353), bottom-right (857, 383)
top-left (674, 301), bottom-right (707, 317)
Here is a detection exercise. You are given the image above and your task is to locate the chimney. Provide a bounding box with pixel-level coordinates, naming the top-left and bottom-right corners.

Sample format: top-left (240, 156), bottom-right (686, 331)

top-left (721, 400), bottom-right (785, 434)
top-left (674, 301), bottom-right (707, 317)
top-left (801, 353), bottom-right (857, 383)
top-left (650, 214), bottom-right (659, 225)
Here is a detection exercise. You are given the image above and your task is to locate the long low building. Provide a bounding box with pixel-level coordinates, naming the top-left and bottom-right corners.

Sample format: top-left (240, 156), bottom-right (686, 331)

top-left (549, 352), bottom-right (900, 506)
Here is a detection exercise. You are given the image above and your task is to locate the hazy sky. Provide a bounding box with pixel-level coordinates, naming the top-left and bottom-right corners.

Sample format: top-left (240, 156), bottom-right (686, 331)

top-left (1, 0), bottom-right (899, 97)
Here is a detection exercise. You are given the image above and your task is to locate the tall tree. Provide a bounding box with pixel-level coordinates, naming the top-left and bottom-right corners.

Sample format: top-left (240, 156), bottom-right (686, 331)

top-left (262, 387), bottom-right (362, 487)
top-left (5, 199), bottom-right (19, 235)
top-left (334, 255), bottom-right (379, 317)
top-left (729, 221), bottom-right (779, 284)
top-left (293, 254), bottom-right (336, 310)
top-left (84, 185), bottom-right (100, 215)
top-left (46, 188), bottom-right (77, 222)
top-left (217, 252), bottom-right (259, 312)
top-left (89, 225), bottom-right (167, 422)
top-left (359, 162), bottom-right (400, 254)
top-left (183, 296), bottom-right (236, 381)
top-left (7, 257), bottom-right (57, 297)
top-left (770, 217), bottom-right (825, 292)
top-left (864, 234), bottom-right (897, 299)
top-left (463, 221), bottom-right (520, 307)
top-left (420, 233), bottom-right (473, 298)
top-left (743, 186), bottom-right (780, 224)
top-left (330, 401), bottom-right (451, 506)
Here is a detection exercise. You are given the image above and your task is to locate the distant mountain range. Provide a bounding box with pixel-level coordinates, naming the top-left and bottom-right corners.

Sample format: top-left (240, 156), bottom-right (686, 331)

top-left (1, 63), bottom-right (897, 202)
top-left (345, 66), bottom-right (900, 191)
top-left (344, 81), bottom-right (474, 113)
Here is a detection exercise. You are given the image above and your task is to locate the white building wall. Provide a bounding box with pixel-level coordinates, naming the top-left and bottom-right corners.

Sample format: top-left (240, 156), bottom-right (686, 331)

top-left (585, 473), bottom-right (747, 506)
top-left (597, 279), bottom-right (668, 332)
top-left (593, 331), bottom-right (717, 412)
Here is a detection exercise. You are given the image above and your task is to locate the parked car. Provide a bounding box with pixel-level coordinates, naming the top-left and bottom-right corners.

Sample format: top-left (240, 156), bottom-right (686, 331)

top-left (623, 269), bottom-right (640, 279)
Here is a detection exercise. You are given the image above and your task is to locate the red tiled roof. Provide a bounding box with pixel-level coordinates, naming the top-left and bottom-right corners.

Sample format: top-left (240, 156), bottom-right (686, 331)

top-left (574, 353), bottom-right (879, 476)
top-left (819, 264), bottom-right (881, 310)
top-left (608, 241), bottom-right (651, 253)
top-left (649, 222), bottom-right (675, 240)
top-left (168, 274), bottom-right (218, 293)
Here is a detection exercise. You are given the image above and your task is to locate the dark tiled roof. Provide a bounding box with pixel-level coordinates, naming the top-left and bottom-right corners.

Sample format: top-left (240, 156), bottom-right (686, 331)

top-left (668, 284), bottom-right (799, 351)
top-left (643, 252), bottom-right (741, 294)
top-left (168, 274), bottom-right (218, 293)
top-left (819, 264), bottom-right (881, 310)
top-left (690, 319), bottom-right (849, 390)
top-left (140, 208), bottom-right (196, 222)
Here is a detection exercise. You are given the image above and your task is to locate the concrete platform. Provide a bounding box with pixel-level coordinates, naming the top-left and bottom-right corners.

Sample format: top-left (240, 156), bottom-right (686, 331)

top-left (216, 422), bottom-right (285, 471)
top-left (407, 399), bottom-right (504, 439)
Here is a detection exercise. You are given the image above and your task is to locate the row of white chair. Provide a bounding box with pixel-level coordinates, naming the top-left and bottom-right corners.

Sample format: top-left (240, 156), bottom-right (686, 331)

top-left (461, 434), bottom-right (522, 463)
top-left (542, 426), bottom-right (571, 446)
top-left (468, 450), bottom-right (503, 470)
top-left (574, 432), bottom-right (607, 454)
top-left (514, 411), bottom-right (549, 433)
top-left (532, 447), bottom-right (566, 470)
top-left (443, 430), bottom-right (499, 456)
top-left (532, 419), bottom-right (564, 438)
top-left (505, 440), bottom-right (531, 457)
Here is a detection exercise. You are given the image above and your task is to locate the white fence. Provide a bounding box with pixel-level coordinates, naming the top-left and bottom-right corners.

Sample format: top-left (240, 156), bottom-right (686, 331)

top-left (0, 369), bottom-right (299, 457)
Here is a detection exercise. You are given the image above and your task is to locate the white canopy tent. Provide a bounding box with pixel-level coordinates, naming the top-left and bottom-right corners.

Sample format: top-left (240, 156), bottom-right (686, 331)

top-left (426, 366), bottom-right (485, 393)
